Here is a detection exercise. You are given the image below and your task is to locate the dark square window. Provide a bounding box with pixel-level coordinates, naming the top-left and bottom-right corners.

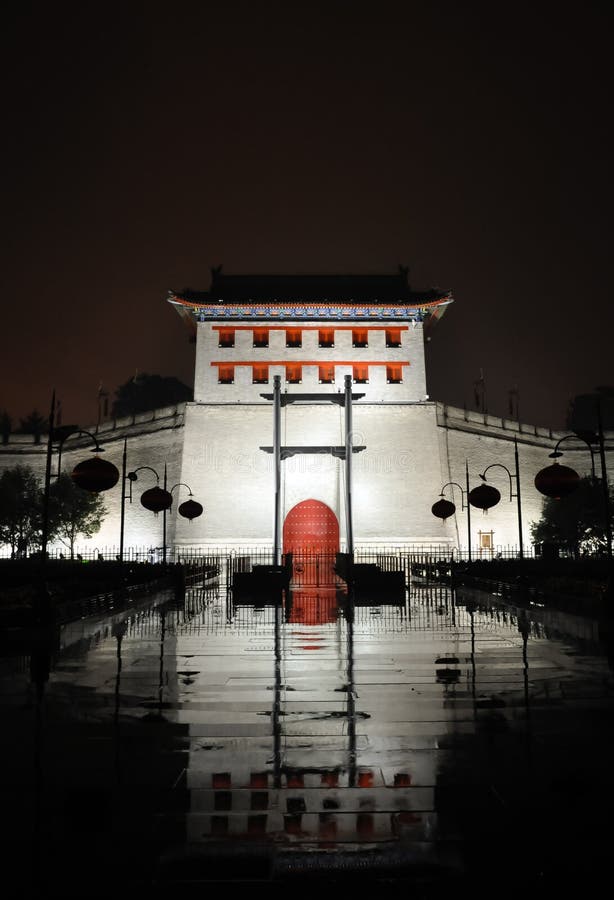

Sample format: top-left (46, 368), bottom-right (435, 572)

top-left (218, 365), bottom-right (235, 384)
top-left (319, 329), bottom-right (334, 348)
top-left (286, 364), bottom-right (302, 384)
top-left (385, 328), bottom-right (402, 348)
top-left (218, 329), bottom-right (235, 348)
top-left (214, 791), bottom-right (232, 811)
top-left (250, 791), bottom-right (269, 811)
top-left (253, 328), bottom-right (269, 348)
top-left (286, 329), bottom-right (302, 348)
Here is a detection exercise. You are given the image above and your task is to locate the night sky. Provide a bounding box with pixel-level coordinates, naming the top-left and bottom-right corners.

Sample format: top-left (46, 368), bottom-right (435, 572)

top-left (1, 3), bottom-right (612, 430)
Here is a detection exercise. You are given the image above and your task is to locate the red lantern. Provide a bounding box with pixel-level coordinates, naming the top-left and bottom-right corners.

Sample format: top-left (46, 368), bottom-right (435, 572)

top-left (140, 486), bottom-right (173, 513)
top-left (468, 483), bottom-right (501, 511)
top-left (534, 462), bottom-right (580, 499)
top-left (431, 498), bottom-right (456, 521)
top-left (71, 456), bottom-right (120, 492)
top-left (178, 499), bottom-right (203, 521)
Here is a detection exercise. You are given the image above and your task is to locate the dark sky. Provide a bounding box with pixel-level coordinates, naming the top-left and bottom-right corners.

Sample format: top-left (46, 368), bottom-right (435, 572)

top-left (1, 2), bottom-right (612, 430)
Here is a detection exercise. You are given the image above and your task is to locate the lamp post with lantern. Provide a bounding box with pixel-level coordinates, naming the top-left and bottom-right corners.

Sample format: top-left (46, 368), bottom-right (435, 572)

top-left (473, 437), bottom-right (524, 559)
top-left (432, 439), bottom-right (525, 559)
top-left (120, 458), bottom-right (203, 565)
top-left (431, 461), bottom-right (473, 562)
top-left (534, 420), bottom-right (611, 561)
top-left (41, 391), bottom-right (120, 560)
top-left (38, 390), bottom-right (120, 619)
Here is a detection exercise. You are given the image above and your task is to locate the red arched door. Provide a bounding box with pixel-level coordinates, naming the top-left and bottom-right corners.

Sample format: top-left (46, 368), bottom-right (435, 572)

top-left (283, 500), bottom-right (339, 587)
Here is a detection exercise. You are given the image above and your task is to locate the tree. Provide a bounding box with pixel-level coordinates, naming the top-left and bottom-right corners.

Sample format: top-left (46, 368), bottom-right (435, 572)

top-left (112, 373), bottom-right (192, 418)
top-left (48, 474), bottom-right (106, 558)
top-left (0, 465), bottom-right (42, 557)
top-left (567, 386), bottom-right (614, 440)
top-left (531, 476), bottom-right (614, 557)
top-left (18, 409), bottom-right (48, 444)
top-left (0, 410), bottom-right (12, 444)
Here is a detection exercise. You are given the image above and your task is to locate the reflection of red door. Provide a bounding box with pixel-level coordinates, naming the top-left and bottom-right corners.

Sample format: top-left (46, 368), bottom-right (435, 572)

top-left (288, 590), bottom-right (338, 625)
top-left (283, 500), bottom-right (339, 586)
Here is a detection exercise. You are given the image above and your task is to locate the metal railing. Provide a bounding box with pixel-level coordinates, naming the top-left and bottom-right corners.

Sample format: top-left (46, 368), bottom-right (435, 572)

top-left (0, 542), bottom-right (534, 563)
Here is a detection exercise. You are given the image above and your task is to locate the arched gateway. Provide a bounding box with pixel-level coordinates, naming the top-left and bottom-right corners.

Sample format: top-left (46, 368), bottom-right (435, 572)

top-left (283, 500), bottom-right (339, 586)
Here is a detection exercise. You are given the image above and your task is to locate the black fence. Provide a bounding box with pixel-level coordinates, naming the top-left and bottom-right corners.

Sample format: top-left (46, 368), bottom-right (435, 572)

top-left (0, 542), bottom-right (536, 564)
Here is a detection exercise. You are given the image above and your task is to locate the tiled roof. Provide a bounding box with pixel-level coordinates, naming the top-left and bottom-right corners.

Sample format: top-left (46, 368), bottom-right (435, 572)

top-left (172, 267), bottom-right (449, 305)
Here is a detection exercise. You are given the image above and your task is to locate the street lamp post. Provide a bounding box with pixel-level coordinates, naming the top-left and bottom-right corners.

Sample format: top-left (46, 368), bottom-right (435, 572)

top-left (551, 435), bottom-right (596, 478)
top-left (534, 419), bottom-right (611, 561)
top-left (167, 481), bottom-right (203, 560)
top-left (125, 464), bottom-right (172, 564)
top-left (476, 437), bottom-right (524, 559)
top-left (41, 396), bottom-right (120, 560)
top-left (39, 391), bottom-right (57, 569)
top-left (432, 461), bottom-right (472, 562)
top-left (121, 459), bottom-right (203, 566)
top-left (38, 390), bottom-right (119, 619)
top-left (596, 403), bottom-right (613, 563)
top-left (119, 439), bottom-right (128, 564)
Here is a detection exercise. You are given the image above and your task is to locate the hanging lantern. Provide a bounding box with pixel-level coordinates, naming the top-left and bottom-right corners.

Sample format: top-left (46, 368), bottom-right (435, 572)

top-left (140, 485), bottom-right (173, 513)
top-left (468, 483), bottom-right (501, 511)
top-left (431, 498), bottom-right (456, 521)
top-left (178, 499), bottom-right (203, 521)
top-left (534, 462), bottom-right (580, 499)
top-left (71, 456), bottom-right (120, 492)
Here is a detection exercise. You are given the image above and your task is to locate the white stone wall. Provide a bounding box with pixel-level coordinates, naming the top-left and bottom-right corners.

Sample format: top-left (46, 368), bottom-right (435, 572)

top-left (1, 396), bottom-right (611, 556)
top-left (436, 404), bottom-right (600, 554)
top-left (175, 399), bottom-right (457, 550)
top-left (0, 407), bottom-right (185, 557)
top-left (194, 319), bottom-right (428, 404)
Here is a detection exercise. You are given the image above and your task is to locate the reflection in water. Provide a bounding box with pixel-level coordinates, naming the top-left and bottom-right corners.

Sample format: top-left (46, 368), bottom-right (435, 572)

top-left (112, 620), bottom-right (127, 782)
top-left (286, 588), bottom-right (338, 625)
top-left (273, 601), bottom-right (282, 789)
top-left (30, 634), bottom-right (52, 895)
top-left (2, 580), bottom-right (613, 890)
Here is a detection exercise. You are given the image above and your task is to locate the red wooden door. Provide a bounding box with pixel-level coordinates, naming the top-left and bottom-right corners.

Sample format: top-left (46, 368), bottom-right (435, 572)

top-left (283, 500), bottom-right (339, 586)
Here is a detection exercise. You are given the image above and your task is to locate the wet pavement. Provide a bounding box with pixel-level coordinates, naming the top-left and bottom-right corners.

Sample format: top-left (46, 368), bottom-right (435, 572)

top-left (1, 580), bottom-right (614, 897)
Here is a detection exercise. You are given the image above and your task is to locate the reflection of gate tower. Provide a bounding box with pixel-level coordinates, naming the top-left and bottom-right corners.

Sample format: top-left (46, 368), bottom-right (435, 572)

top-left (169, 268), bottom-right (453, 550)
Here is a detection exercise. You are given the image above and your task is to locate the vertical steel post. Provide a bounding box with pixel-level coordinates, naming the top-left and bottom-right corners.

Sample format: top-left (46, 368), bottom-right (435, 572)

top-left (273, 602), bottom-right (282, 788)
top-left (514, 437), bottom-right (524, 559)
top-left (273, 375), bottom-right (281, 566)
top-left (344, 374), bottom-right (354, 556)
top-left (119, 438), bottom-right (127, 564)
top-left (40, 390), bottom-right (56, 568)
top-left (162, 463), bottom-right (168, 566)
top-left (597, 402), bottom-right (613, 562)
top-left (465, 460), bottom-right (472, 562)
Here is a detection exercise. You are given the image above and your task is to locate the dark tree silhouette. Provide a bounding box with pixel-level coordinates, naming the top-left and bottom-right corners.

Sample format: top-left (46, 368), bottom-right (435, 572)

top-left (48, 473), bottom-right (106, 558)
top-left (18, 409), bottom-right (48, 444)
top-left (112, 373), bottom-right (192, 418)
top-left (0, 410), bottom-right (12, 444)
top-left (567, 386), bottom-right (614, 441)
top-left (531, 476), bottom-right (614, 557)
top-left (0, 465), bottom-right (42, 556)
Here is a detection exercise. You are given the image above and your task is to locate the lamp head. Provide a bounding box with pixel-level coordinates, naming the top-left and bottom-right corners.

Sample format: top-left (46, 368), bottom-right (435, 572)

top-left (548, 450), bottom-right (563, 459)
